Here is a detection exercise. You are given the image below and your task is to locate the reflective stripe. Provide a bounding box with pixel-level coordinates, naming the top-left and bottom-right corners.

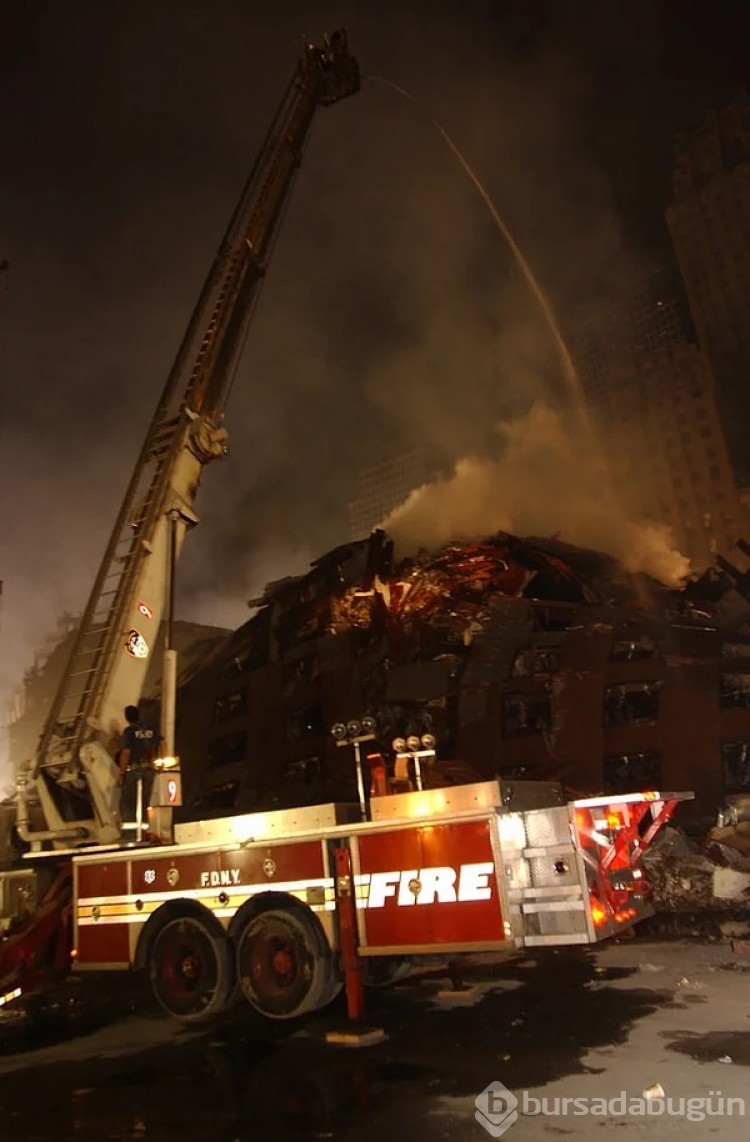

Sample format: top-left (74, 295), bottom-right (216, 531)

top-left (76, 878), bottom-right (336, 926)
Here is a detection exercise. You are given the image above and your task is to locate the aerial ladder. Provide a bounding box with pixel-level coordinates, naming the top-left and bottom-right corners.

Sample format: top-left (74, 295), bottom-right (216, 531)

top-left (18, 31), bottom-right (360, 849)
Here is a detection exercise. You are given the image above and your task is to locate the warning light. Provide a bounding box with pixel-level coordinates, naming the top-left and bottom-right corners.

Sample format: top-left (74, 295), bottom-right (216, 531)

top-left (575, 810), bottom-right (590, 832)
top-left (590, 902), bottom-right (608, 926)
top-left (643, 791), bottom-right (658, 801)
top-left (606, 812), bottom-right (623, 829)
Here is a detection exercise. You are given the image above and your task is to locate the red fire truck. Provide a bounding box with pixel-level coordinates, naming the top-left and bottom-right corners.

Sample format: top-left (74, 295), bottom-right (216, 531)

top-left (2, 776), bottom-right (689, 1023)
top-left (0, 31), bottom-right (690, 1028)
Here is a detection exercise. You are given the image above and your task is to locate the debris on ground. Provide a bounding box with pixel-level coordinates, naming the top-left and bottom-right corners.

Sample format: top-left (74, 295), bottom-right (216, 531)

top-left (642, 824), bottom-right (750, 920)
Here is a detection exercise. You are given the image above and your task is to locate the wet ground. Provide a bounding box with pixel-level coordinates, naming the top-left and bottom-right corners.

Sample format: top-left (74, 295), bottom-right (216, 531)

top-left (0, 938), bottom-right (748, 1140)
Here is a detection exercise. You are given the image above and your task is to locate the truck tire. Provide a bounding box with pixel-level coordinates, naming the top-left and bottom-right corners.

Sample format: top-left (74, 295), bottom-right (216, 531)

top-left (149, 913), bottom-right (232, 1022)
top-left (235, 906), bottom-right (338, 1020)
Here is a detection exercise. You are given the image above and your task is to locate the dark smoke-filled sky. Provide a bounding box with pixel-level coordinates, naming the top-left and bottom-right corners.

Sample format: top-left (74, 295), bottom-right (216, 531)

top-left (0, 0), bottom-right (745, 776)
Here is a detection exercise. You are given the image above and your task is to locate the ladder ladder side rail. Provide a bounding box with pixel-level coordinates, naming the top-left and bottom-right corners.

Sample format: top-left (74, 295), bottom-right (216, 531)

top-left (181, 83), bottom-right (319, 414)
top-left (189, 73), bottom-right (323, 419)
top-left (154, 76), bottom-right (301, 421)
top-left (34, 439), bottom-right (178, 770)
top-left (82, 428), bottom-right (195, 739)
top-left (36, 415), bottom-right (184, 760)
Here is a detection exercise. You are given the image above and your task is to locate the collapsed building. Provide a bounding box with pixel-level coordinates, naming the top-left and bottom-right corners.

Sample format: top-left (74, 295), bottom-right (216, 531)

top-left (175, 530), bottom-right (750, 825)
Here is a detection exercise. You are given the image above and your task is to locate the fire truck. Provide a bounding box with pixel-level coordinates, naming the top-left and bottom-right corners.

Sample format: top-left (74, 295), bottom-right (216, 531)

top-left (0, 31), bottom-right (690, 1028)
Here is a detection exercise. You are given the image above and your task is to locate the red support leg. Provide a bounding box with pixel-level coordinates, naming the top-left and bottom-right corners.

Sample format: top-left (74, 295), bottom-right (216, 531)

top-left (333, 845), bottom-right (365, 1023)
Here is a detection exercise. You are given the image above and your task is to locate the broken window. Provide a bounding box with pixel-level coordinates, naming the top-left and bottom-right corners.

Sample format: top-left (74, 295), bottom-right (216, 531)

top-left (282, 654), bottom-right (319, 687)
top-left (603, 682), bottom-right (661, 727)
top-left (720, 673), bottom-right (750, 709)
top-left (610, 634), bottom-right (658, 661)
top-left (207, 731), bottom-right (247, 769)
top-left (722, 740), bottom-right (750, 791)
top-left (221, 611), bottom-right (271, 678)
top-left (212, 688), bottom-right (247, 724)
top-left (501, 694), bottom-right (553, 737)
top-left (603, 752), bottom-right (661, 794)
top-left (511, 647), bottom-right (560, 677)
top-left (285, 706), bottom-right (324, 742)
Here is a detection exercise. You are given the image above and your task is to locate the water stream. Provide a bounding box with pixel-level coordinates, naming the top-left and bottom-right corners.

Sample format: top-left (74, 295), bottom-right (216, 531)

top-left (366, 74), bottom-right (590, 429)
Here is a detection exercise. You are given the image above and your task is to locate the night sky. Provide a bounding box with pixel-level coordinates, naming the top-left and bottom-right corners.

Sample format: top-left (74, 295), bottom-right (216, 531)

top-left (0, 1), bottom-right (746, 779)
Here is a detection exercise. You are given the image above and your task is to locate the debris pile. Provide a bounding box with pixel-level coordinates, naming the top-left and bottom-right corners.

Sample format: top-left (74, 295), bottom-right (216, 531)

top-left (642, 824), bottom-right (750, 924)
top-left (256, 528), bottom-right (708, 661)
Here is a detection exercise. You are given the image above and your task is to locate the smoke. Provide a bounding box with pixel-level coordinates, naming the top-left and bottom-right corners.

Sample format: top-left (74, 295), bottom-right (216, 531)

top-left (383, 402), bottom-right (692, 587)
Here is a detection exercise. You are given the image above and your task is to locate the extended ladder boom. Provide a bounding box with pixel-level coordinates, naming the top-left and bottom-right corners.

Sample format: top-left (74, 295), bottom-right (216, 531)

top-left (29, 31), bottom-right (359, 844)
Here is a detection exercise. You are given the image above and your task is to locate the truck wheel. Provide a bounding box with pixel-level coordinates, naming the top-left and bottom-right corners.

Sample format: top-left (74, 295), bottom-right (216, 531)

top-left (149, 914), bottom-right (232, 1022)
top-left (235, 907), bottom-right (338, 1020)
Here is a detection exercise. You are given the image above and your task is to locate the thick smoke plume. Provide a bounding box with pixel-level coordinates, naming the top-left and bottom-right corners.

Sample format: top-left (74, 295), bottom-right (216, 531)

top-left (383, 402), bottom-right (692, 587)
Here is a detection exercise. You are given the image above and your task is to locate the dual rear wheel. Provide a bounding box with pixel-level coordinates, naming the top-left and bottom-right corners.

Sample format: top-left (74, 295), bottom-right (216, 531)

top-left (148, 903), bottom-right (340, 1023)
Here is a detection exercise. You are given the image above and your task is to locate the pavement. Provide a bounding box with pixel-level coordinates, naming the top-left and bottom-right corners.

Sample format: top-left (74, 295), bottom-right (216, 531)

top-left (0, 937), bottom-right (748, 1140)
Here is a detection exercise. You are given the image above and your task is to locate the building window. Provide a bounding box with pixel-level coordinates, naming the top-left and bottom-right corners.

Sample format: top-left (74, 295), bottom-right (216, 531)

top-left (221, 613), bottom-right (271, 679)
top-left (282, 654), bottom-right (320, 695)
top-left (722, 740), bottom-right (750, 792)
top-left (207, 731), bottom-right (247, 769)
top-left (285, 706), bottom-right (324, 742)
top-left (603, 752), bottom-right (662, 794)
top-left (501, 694), bottom-right (553, 737)
top-left (213, 689), bottom-right (247, 724)
top-left (720, 673), bottom-right (750, 709)
top-left (511, 647), bottom-right (560, 677)
top-left (603, 682), bottom-right (661, 727)
top-left (610, 635), bottom-right (658, 662)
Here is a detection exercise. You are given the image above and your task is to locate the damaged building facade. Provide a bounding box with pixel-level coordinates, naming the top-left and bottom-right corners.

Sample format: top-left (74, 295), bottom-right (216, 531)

top-left (175, 530), bottom-right (750, 824)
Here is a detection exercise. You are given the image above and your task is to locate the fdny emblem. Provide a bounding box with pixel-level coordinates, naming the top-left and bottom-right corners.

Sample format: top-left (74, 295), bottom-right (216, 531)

top-left (262, 858), bottom-right (276, 878)
top-left (167, 867), bottom-right (179, 887)
top-left (125, 629), bottom-right (149, 658)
